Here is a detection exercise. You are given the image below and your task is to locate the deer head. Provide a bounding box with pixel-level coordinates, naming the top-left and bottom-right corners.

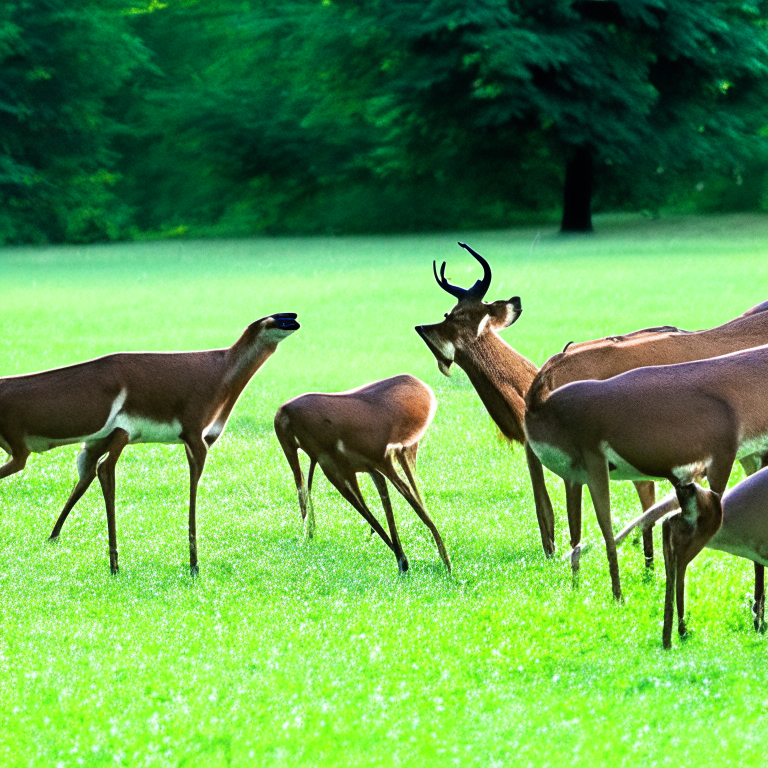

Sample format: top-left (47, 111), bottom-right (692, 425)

top-left (415, 243), bottom-right (522, 376)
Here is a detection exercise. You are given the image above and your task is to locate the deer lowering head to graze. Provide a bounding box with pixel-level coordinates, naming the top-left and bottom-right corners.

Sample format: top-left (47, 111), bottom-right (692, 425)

top-left (415, 242), bottom-right (768, 565)
top-left (525, 344), bottom-right (768, 603)
top-left (0, 312), bottom-right (300, 575)
top-left (274, 374), bottom-right (450, 573)
top-left (589, 464), bottom-right (768, 646)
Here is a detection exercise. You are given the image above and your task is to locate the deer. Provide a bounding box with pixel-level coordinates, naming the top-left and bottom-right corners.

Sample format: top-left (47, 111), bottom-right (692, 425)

top-left (524, 344), bottom-right (768, 603)
top-left (0, 312), bottom-right (300, 576)
top-left (574, 465), bottom-right (768, 646)
top-left (416, 242), bottom-right (768, 572)
top-left (274, 374), bottom-right (451, 574)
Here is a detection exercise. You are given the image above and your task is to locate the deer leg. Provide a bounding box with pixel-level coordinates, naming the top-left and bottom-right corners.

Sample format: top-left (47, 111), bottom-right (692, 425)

top-left (525, 443), bottom-right (556, 558)
top-left (564, 480), bottom-right (583, 588)
top-left (755, 460), bottom-right (768, 632)
top-left (676, 554), bottom-right (689, 640)
top-left (633, 481), bottom-right (656, 569)
top-left (382, 458), bottom-right (451, 573)
top-left (183, 435), bottom-right (208, 577)
top-left (369, 471), bottom-right (409, 573)
top-left (0, 444), bottom-right (28, 480)
top-left (395, 444), bottom-right (424, 506)
top-left (584, 451), bottom-right (621, 602)
top-left (662, 517), bottom-right (677, 650)
top-left (305, 459), bottom-right (317, 540)
top-left (95, 429), bottom-right (129, 575)
top-left (274, 413), bottom-right (315, 539)
top-left (50, 439), bottom-right (112, 540)
top-left (322, 467), bottom-right (396, 556)
top-left (754, 563), bottom-right (766, 633)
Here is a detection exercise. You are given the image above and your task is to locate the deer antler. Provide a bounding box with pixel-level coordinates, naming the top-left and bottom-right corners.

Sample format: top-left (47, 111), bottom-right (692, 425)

top-left (432, 243), bottom-right (493, 301)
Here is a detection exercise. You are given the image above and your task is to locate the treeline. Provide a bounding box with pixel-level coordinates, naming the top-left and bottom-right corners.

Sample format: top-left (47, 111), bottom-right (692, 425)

top-left (2, 0), bottom-right (768, 244)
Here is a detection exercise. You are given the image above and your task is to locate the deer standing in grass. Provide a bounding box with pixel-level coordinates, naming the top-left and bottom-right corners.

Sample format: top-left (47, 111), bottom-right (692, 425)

top-left (416, 242), bottom-right (768, 570)
top-left (0, 312), bottom-right (300, 575)
top-left (524, 344), bottom-right (768, 606)
top-left (580, 467), bottom-right (768, 646)
top-left (274, 374), bottom-right (451, 573)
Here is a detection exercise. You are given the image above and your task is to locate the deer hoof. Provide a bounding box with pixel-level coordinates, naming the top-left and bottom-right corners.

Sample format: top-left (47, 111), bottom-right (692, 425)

top-left (398, 557), bottom-right (409, 574)
top-left (190, 564), bottom-right (199, 578)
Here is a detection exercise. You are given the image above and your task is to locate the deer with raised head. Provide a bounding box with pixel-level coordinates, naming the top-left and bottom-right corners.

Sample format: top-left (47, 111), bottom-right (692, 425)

top-left (0, 312), bottom-right (300, 575)
top-left (274, 374), bottom-right (450, 573)
top-left (416, 242), bottom-right (768, 569)
top-left (524, 344), bottom-right (768, 603)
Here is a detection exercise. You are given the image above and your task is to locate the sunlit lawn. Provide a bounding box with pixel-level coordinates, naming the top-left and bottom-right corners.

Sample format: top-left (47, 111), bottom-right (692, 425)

top-left (1, 213), bottom-right (768, 766)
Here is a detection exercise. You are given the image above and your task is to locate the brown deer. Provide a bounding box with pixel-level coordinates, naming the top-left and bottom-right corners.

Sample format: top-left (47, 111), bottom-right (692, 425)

top-left (0, 312), bottom-right (300, 575)
top-left (524, 344), bottom-right (768, 603)
top-left (582, 465), bottom-right (768, 645)
top-left (274, 374), bottom-right (450, 574)
top-left (416, 242), bottom-right (768, 570)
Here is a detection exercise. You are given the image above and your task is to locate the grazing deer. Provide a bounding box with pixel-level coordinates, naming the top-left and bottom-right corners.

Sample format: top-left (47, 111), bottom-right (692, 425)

top-left (416, 242), bottom-right (768, 568)
top-left (274, 374), bottom-right (450, 573)
top-left (0, 312), bottom-right (300, 575)
top-left (524, 344), bottom-right (768, 602)
top-left (584, 466), bottom-right (768, 646)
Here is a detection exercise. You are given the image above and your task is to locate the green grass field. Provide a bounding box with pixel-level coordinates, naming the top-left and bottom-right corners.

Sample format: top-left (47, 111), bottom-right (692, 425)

top-left (2, 213), bottom-right (768, 767)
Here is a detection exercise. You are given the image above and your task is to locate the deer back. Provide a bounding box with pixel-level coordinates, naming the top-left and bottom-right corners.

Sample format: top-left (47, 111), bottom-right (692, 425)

top-left (526, 305), bottom-right (768, 411)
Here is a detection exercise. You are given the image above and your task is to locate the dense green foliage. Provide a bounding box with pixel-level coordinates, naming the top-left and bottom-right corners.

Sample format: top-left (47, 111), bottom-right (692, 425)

top-left (355, 0), bottom-right (768, 228)
top-left (2, 215), bottom-right (768, 765)
top-left (1, 1), bottom-right (767, 242)
top-left (0, 0), bottom-right (149, 242)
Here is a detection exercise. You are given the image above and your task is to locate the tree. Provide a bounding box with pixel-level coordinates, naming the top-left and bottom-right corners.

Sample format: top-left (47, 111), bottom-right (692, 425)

top-left (344, 0), bottom-right (768, 231)
top-left (0, 0), bottom-right (150, 243)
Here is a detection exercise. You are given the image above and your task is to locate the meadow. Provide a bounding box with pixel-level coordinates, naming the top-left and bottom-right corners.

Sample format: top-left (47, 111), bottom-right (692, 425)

top-left (2, 213), bottom-right (768, 767)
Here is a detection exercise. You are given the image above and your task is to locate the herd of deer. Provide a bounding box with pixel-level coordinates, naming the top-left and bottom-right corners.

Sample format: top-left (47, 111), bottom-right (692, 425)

top-left (2, 243), bottom-right (768, 648)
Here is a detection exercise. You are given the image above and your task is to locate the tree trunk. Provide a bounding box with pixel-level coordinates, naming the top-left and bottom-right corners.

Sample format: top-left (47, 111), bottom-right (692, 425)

top-left (560, 146), bottom-right (593, 233)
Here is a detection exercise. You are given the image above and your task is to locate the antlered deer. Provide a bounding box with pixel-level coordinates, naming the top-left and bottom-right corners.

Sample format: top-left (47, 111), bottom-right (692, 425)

top-left (274, 374), bottom-right (450, 573)
top-left (0, 312), bottom-right (300, 575)
top-left (416, 242), bottom-right (768, 570)
top-left (525, 344), bottom-right (768, 603)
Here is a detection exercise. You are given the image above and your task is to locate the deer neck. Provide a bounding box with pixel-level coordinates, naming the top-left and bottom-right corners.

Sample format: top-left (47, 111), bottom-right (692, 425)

top-left (455, 331), bottom-right (538, 443)
top-left (223, 336), bottom-right (277, 398)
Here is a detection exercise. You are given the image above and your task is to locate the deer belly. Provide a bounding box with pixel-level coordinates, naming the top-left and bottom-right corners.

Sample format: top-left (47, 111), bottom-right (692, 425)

top-left (601, 443), bottom-right (657, 482)
top-left (114, 414), bottom-right (183, 444)
top-left (22, 388), bottom-right (182, 452)
top-left (528, 439), bottom-right (586, 483)
top-left (601, 441), bottom-right (708, 484)
top-left (737, 431), bottom-right (768, 461)
top-left (25, 434), bottom-right (89, 453)
top-left (707, 527), bottom-right (768, 567)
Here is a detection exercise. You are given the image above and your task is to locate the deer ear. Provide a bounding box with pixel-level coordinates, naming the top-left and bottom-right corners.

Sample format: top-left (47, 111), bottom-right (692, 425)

top-left (476, 314), bottom-right (490, 337)
top-left (499, 297), bottom-right (522, 328)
